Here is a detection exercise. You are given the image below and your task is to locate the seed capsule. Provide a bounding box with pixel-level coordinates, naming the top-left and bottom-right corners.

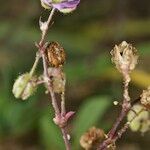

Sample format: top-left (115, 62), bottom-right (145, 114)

top-left (80, 127), bottom-right (105, 150)
top-left (111, 41), bottom-right (138, 75)
top-left (47, 67), bottom-right (66, 94)
top-left (127, 104), bottom-right (150, 133)
top-left (45, 41), bottom-right (66, 68)
top-left (12, 73), bottom-right (37, 100)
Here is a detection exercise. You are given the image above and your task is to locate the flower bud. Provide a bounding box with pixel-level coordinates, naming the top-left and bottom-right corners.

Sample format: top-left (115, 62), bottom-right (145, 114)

top-left (80, 127), bottom-right (105, 150)
top-left (48, 67), bottom-right (66, 93)
top-left (12, 73), bottom-right (37, 100)
top-left (127, 104), bottom-right (150, 133)
top-left (140, 86), bottom-right (150, 109)
top-left (111, 41), bottom-right (138, 75)
top-left (45, 41), bottom-right (66, 68)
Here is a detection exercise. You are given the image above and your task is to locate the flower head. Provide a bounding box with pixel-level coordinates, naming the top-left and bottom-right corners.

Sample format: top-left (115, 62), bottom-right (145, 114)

top-left (41, 0), bottom-right (80, 13)
top-left (80, 127), bottom-right (105, 150)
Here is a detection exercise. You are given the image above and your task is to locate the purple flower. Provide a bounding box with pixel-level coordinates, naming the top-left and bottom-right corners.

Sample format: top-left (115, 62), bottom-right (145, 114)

top-left (41, 0), bottom-right (80, 13)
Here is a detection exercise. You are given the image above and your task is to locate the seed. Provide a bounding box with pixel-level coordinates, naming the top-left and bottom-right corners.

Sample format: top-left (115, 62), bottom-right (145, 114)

top-left (46, 41), bottom-right (66, 67)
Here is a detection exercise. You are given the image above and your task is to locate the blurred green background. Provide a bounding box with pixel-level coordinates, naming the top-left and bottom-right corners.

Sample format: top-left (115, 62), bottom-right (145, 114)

top-left (0, 0), bottom-right (150, 149)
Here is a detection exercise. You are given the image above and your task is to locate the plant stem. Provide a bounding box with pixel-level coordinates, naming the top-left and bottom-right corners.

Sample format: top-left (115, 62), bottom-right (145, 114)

top-left (107, 77), bottom-right (131, 139)
top-left (37, 8), bottom-right (71, 150)
top-left (42, 53), bottom-right (71, 150)
top-left (98, 75), bottom-right (131, 150)
top-left (39, 8), bottom-right (56, 46)
top-left (29, 52), bottom-right (41, 76)
top-left (61, 92), bottom-right (66, 116)
top-left (113, 108), bottom-right (144, 142)
top-left (42, 53), bottom-right (60, 116)
top-left (61, 128), bottom-right (71, 150)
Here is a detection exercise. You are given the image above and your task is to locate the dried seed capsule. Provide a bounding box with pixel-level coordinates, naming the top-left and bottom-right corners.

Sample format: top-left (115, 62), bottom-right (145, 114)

top-left (47, 67), bottom-right (66, 94)
top-left (45, 41), bottom-right (66, 67)
top-left (80, 127), bottom-right (105, 150)
top-left (111, 41), bottom-right (138, 75)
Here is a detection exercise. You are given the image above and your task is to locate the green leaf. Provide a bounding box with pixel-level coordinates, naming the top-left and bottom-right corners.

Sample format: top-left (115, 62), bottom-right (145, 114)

top-left (72, 96), bottom-right (111, 149)
top-left (39, 108), bottom-right (65, 150)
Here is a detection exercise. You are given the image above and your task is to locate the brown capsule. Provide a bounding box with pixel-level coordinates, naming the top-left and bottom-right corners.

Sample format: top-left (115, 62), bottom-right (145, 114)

top-left (80, 127), bottom-right (105, 150)
top-left (45, 41), bottom-right (66, 67)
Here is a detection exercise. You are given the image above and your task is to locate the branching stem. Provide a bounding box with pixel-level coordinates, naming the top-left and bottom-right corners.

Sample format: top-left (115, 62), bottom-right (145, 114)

top-left (98, 75), bottom-right (131, 150)
top-left (37, 8), bottom-right (71, 150)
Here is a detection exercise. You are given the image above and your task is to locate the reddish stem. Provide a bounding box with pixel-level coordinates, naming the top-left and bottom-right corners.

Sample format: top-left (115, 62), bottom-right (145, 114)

top-left (98, 75), bottom-right (131, 150)
top-left (37, 8), bottom-right (71, 150)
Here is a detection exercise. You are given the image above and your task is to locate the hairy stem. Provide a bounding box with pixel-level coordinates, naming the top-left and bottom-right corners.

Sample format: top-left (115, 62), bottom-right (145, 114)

top-left (108, 76), bottom-right (131, 139)
top-left (42, 53), bottom-right (60, 116)
top-left (61, 92), bottom-right (66, 116)
top-left (37, 9), bottom-right (71, 150)
top-left (113, 108), bottom-right (144, 142)
top-left (29, 52), bottom-right (41, 76)
top-left (61, 128), bottom-right (71, 150)
top-left (41, 50), bottom-right (71, 150)
top-left (98, 75), bottom-right (131, 150)
top-left (39, 8), bottom-right (56, 46)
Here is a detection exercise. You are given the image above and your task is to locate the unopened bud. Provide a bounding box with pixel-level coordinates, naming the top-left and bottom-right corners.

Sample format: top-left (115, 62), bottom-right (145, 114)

top-left (111, 41), bottom-right (138, 76)
top-left (127, 104), bottom-right (150, 133)
top-left (12, 73), bottom-right (37, 100)
top-left (140, 86), bottom-right (150, 109)
top-left (80, 127), bottom-right (105, 150)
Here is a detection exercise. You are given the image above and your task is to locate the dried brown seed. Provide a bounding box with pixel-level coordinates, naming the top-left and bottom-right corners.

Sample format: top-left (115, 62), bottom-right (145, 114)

top-left (45, 41), bottom-right (66, 67)
top-left (80, 127), bottom-right (105, 150)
